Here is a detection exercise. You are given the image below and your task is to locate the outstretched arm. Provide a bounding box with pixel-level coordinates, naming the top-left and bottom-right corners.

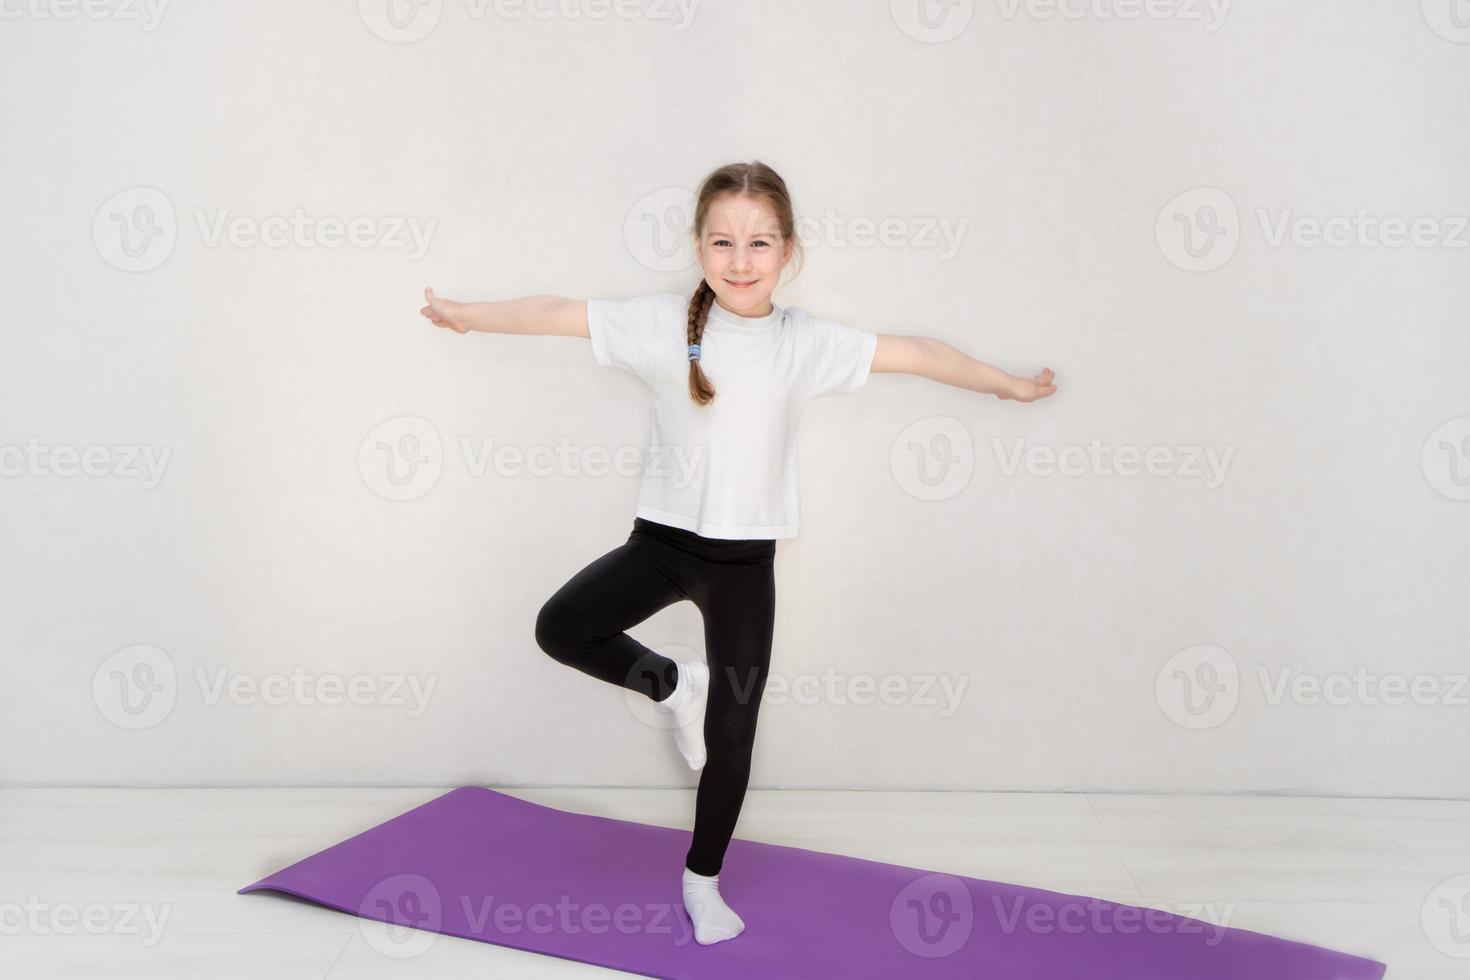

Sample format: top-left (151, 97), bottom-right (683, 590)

top-left (871, 334), bottom-right (1056, 402)
top-left (418, 287), bottom-right (590, 338)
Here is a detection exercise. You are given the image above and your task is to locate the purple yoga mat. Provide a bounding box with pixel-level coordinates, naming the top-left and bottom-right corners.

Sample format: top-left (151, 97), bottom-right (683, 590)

top-left (238, 786), bottom-right (1386, 979)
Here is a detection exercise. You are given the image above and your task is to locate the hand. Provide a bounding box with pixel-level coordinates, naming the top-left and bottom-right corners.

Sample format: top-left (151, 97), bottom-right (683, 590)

top-left (998, 368), bottom-right (1056, 402)
top-left (419, 286), bottom-right (470, 334)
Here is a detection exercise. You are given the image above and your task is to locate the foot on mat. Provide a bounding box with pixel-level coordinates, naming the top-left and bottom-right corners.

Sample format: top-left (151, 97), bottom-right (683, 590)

top-left (682, 866), bottom-right (745, 945)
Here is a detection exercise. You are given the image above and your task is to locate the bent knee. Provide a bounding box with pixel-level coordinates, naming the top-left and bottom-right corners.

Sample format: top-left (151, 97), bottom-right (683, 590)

top-left (534, 597), bottom-right (580, 661)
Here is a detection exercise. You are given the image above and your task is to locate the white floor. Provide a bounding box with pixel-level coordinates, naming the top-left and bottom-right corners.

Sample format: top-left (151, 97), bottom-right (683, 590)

top-left (3, 787), bottom-right (1464, 978)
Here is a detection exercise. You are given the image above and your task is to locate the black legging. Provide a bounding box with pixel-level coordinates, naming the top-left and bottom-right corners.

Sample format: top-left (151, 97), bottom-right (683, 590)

top-left (534, 517), bottom-right (777, 877)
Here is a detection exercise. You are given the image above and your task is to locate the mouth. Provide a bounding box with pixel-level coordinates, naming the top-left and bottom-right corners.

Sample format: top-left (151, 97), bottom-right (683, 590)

top-left (725, 279), bottom-right (757, 289)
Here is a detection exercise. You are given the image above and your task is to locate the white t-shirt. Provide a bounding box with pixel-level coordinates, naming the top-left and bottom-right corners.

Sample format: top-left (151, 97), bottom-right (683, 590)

top-left (586, 293), bottom-right (878, 540)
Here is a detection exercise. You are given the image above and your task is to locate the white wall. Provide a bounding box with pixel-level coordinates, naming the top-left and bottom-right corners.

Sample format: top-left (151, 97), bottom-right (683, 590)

top-left (2, 1), bottom-right (1467, 795)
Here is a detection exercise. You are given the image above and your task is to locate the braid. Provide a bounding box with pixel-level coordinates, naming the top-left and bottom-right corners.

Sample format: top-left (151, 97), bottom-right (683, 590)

top-left (686, 279), bottom-right (717, 406)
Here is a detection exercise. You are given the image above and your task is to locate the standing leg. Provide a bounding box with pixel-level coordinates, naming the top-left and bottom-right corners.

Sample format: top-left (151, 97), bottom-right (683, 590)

top-left (680, 558), bottom-right (776, 944)
top-left (534, 535), bottom-right (687, 701)
top-left (685, 561), bottom-right (776, 874)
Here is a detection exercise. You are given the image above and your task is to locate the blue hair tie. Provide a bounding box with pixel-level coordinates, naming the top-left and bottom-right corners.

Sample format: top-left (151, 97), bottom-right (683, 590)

top-left (687, 343), bottom-right (701, 362)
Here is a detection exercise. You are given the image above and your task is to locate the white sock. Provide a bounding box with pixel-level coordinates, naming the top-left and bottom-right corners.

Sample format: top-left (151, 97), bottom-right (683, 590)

top-left (682, 866), bottom-right (745, 945)
top-left (659, 660), bottom-right (708, 771)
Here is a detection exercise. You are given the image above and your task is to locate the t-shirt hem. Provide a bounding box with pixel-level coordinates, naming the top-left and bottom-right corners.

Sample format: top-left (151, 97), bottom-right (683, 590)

top-left (845, 330), bottom-right (879, 392)
top-left (586, 300), bottom-right (613, 368)
top-left (634, 505), bottom-right (796, 540)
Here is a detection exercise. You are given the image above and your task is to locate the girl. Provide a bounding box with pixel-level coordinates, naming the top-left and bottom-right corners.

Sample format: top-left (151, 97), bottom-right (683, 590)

top-left (418, 161), bottom-right (1056, 946)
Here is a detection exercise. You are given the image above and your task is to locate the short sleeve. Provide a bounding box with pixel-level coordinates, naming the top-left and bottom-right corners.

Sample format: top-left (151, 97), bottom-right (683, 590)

top-left (804, 314), bottom-right (879, 398)
top-left (586, 294), bottom-right (669, 379)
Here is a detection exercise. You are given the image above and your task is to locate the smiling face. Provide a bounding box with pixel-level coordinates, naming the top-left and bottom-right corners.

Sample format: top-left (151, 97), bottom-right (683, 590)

top-left (694, 193), bottom-right (793, 318)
